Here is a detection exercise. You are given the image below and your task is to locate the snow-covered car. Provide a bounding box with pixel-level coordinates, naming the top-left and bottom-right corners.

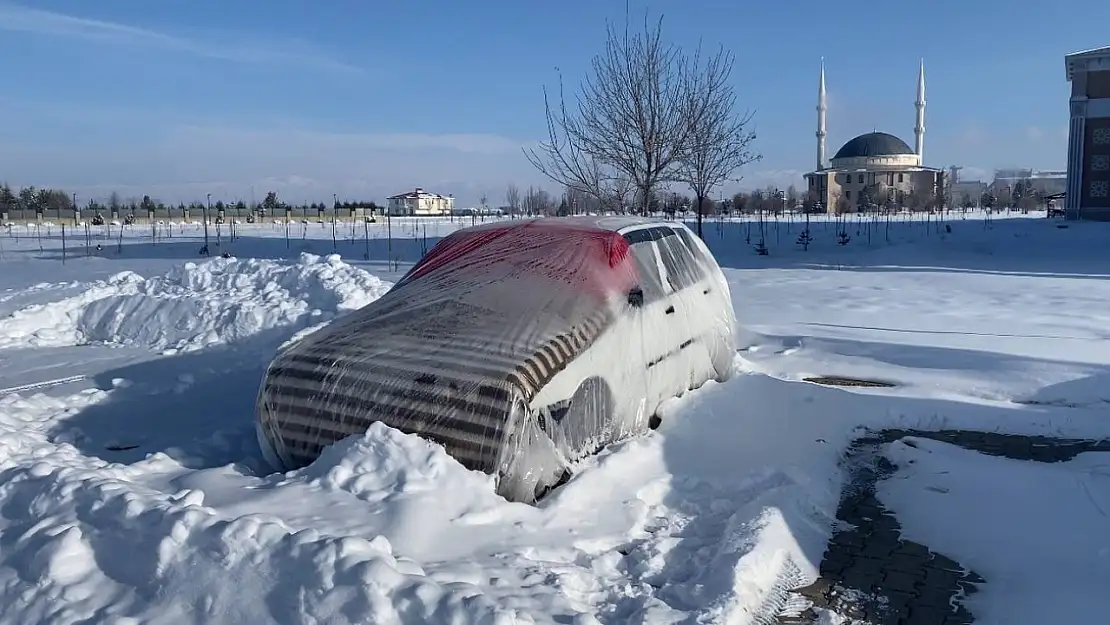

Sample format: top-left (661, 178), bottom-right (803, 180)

top-left (255, 216), bottom-right (737, 502)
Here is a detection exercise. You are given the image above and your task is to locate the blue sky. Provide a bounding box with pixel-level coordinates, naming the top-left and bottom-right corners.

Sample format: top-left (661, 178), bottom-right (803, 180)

top-left (0, 0), bottom-right (1106, 206)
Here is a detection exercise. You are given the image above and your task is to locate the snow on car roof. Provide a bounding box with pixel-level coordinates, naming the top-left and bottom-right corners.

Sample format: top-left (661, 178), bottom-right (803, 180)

top-left (451, 215), bottom-right (672, 235)
top-left (520, 215), bottom-right (675, 233)
top-left (396, 217), bottom-right (639, 297)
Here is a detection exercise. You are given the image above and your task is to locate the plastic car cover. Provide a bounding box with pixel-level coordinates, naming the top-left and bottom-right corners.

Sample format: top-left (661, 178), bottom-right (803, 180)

top-left (255, 216), bottom-right (737, 503)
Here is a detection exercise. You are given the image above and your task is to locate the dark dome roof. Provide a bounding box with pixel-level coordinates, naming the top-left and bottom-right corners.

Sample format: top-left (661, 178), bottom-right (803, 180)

top-left (832, 132), bottom-right (914, 159)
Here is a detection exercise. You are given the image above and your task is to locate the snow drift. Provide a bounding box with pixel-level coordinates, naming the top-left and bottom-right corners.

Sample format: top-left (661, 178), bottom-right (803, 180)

top-left (0, 253), bottom-right (389, 353)
top-left (0, 443), bottom-right (527, 625)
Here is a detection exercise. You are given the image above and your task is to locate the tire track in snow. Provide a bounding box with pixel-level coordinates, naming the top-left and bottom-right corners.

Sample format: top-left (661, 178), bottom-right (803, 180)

top-left (0, 375), bottom-right (89, 397)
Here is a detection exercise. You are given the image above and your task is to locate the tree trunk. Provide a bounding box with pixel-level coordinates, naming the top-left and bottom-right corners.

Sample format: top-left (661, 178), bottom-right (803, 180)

top-left (695, 192), bottom-right (705, 238)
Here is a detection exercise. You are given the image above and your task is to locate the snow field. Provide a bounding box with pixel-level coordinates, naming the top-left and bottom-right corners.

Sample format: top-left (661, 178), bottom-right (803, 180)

top-left (0, 212), bottom-right (1107, 623)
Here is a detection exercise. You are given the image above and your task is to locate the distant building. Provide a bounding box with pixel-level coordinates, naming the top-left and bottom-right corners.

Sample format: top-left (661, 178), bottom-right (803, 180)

top-left (1064, 46), bottom-right (1110, 220)
top-left (991, 168), bottom-right (1066, 198)
top-left (951, 180), bottom-right (988, 207)
top-left (386, 187), bottom-right (454, 216)
top-left (804, 60), bottom-right (943, 213)
top-left (946, 166), bottom-right (986, 207)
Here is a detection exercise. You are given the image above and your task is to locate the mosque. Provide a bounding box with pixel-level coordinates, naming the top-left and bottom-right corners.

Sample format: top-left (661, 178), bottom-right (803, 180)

top-left (804, 60), bottom-right (943, 212)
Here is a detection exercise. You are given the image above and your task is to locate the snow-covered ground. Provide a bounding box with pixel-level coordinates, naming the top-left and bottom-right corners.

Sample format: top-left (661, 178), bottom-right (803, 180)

top-left (0, 211), bottom-right (1108, 624)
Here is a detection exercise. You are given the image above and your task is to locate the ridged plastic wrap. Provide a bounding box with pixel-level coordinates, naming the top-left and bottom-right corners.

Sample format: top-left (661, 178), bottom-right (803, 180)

top-left (255, 216), bottom-right (738, 503)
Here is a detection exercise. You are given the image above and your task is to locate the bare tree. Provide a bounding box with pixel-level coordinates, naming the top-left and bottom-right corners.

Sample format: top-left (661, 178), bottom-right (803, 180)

top-left (731, 191), bottom-right (749, 215)
top-left (505, 184), bottom-right (521, 217)
top-left (675, 45), bottom-right (760, 237)
top-left (933, 171), bottom-right (948, 212)
top-left (905, 188), bottom-right (931, 212)
top-left (523, 186), bottom-right (555, 216)
top-left (802, 189), bottom-right (821, 213)
top-left (1018, 191), bottom-right (1039, 213)
top-left (602, 172), bottom-right (633, 214)
top-left (525, 71), bottom-right (618, 208)
top-left (785, 185), bottom-right (799, 212)
top-left (526, 13), bottom-right (695, 214)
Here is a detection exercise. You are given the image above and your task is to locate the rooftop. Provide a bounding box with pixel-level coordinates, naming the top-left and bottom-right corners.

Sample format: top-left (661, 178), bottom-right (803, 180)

top-left (1065, 45), bottom-right (1110, 81)
top-left (832, 132), bottom-right (915, 160)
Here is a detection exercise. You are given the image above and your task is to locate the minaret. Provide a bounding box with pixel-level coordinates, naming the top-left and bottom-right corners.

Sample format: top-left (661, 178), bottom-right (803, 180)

top-left (817, 59), bottom-right (827, 170)
top-left (914, 59), bottom-right (926, 160)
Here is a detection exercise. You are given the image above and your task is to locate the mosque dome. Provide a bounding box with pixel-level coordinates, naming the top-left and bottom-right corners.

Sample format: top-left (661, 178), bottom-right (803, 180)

top-left (832, 132), bottom-right (915, 160)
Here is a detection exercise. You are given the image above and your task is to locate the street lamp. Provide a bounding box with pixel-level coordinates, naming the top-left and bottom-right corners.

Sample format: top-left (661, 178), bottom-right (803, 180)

top-left (203, 193), bottom-right (211, 256)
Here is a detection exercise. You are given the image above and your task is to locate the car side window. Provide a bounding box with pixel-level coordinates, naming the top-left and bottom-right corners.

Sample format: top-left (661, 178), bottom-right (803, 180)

top-left (622, 230), bottom-right (666, 304)
top-left (655, 228), bottom-right (702, 292)
top-left (676, 228), bottom-right (713, 271)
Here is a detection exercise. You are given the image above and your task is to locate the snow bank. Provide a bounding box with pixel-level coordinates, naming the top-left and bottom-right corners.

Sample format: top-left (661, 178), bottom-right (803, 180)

top-left (295, 422), bottom-right (516, 556)
top-left (0, 459), bottom-right (528, 624)
top-left (0, 253), bottom-right (389, 353)
top-left (302, 421), bottom-right (501, 505)
top-left (0, 393), bottom-right (526, 625)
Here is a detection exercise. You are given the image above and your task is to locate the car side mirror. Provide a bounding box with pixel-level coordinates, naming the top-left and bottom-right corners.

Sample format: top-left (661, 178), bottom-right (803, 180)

top-left (628, 287), bottom-right (644, 308)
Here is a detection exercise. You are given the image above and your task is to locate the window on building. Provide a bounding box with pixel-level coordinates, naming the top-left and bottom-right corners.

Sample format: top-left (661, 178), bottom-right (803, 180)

top-left (898, 173), bottom-right (904, 183)
top-left (857, 174), bottom-right (864, 184)
top-left (845, 190), bottom-right (851, 200)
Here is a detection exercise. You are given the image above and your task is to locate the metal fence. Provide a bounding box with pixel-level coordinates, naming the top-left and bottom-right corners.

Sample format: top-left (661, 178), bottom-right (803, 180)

top-left (1, 207), bottom-right (378, 223)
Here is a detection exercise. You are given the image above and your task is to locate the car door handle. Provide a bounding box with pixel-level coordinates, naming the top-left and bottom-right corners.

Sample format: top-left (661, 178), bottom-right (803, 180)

top-left (665, 305), bottom-right (675, 314)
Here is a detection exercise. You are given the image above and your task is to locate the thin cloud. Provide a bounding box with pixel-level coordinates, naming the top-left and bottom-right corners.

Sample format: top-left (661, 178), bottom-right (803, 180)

top-left (959, 167), bottom-right (991, 182)
top-left (0, 122), bottom-right (546, 206)
top-left (0, 3), bottom-right (362, 74)
top-left (168, 125), bottom-right (535, 155)
top-left (738, 169), bottom-right (807, 192)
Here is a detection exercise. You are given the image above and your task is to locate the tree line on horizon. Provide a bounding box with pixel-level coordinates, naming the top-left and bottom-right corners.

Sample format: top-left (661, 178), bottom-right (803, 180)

top-left (0, 178), bottom-right (1047, 224)
top-left (501, 178), bottom-right (1044, 217)
top-left (0, 185), bottom-right (384, 217)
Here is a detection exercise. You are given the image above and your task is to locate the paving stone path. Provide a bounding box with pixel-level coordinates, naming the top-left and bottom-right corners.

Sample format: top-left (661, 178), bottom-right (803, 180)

top-left (781, 429), bottom-right (1110, 624)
